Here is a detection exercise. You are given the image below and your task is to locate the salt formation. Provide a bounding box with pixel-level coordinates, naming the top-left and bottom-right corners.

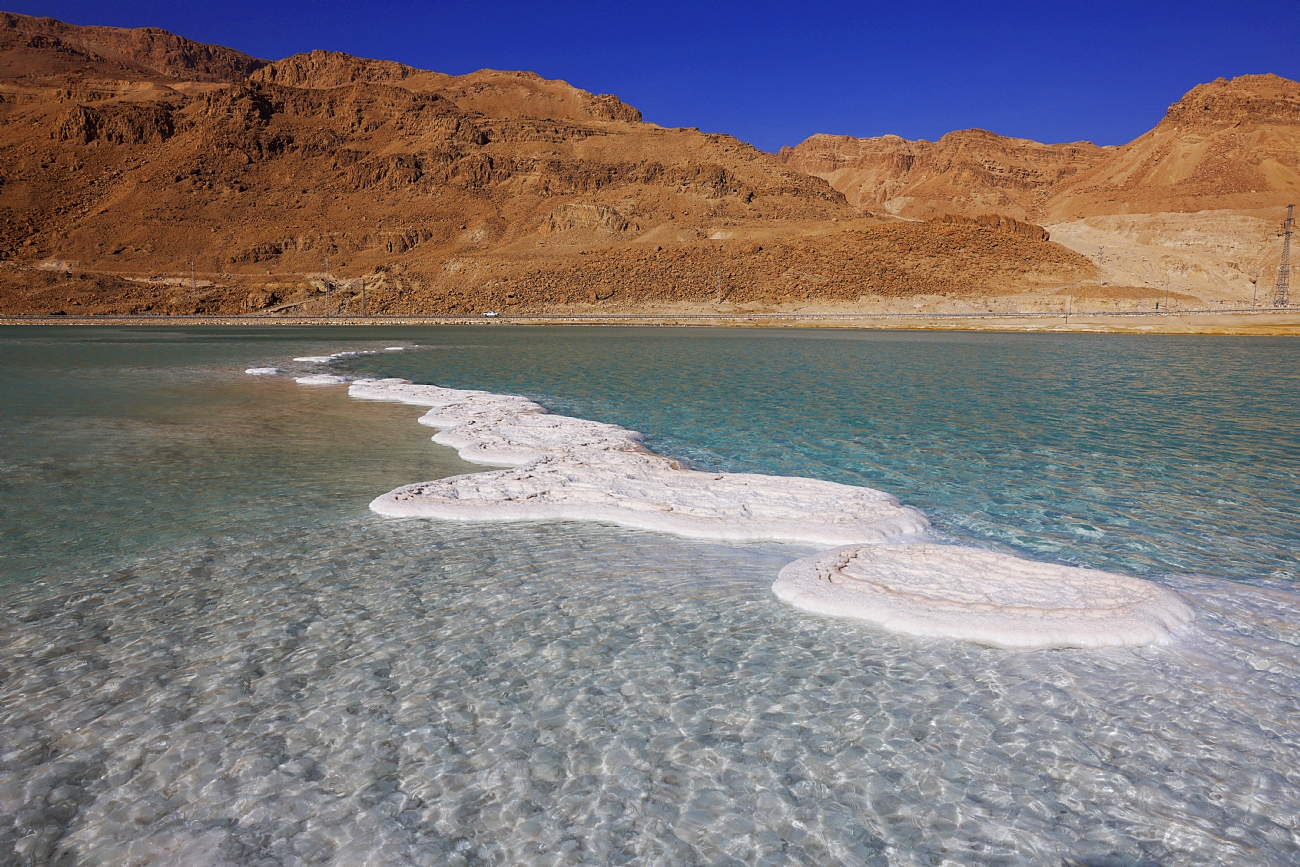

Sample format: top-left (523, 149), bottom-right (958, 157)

top-left (353, 379), bottom-right (929, 546)
top-left (279, 376), bottom-right (1193, 648)
top-left (773, 544), bottom-right (1195, 649)
top-left (294, 350), bottom-right (379, 364)
top-left (295, 374), bottom-right (353, 385)
top-left (244, 367), bottom-right (282, 375)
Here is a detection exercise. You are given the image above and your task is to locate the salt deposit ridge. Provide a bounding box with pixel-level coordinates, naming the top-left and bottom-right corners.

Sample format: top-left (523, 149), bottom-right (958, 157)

top-left (352, 378), bottom-right (930, 547)
top-left (774, 544), bottom-right (1193, 650)
top-left (267, 359), bottom-right (1194, 649)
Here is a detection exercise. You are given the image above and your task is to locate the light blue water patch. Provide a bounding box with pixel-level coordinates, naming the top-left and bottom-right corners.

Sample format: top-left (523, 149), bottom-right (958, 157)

top-left (1, 326), bottom-right (1298, 866)
top-left (336, 326), bottom-right (1300, 583)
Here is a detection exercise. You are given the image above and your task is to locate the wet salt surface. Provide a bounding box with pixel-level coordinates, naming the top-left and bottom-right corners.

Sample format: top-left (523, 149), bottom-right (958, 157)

top-left (2, 520), bottom-right (1299, 867)
top-left (356, 379), bottom-right (930, 549)
top-left (296, 374), bottom-right (355, 385)
top-left (774, 544), bottom-right (1194, 649)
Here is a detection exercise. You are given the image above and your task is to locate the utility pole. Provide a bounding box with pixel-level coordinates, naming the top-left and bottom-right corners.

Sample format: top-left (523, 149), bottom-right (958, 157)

top-left (1275, 204), bottom-right (1293, 307)
top-left (190, 259), bottom-right (196, 292)
top-left (361, 280), bottom-right (367, 317)
top-left (1164, 277), bottom-right (1170, 313)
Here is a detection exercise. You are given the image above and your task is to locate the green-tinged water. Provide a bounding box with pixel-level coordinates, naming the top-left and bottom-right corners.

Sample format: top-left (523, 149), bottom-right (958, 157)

top-left (1, 325), bottom-right (1298, 867)
top-left (0, 328), bottom-right (478, 584)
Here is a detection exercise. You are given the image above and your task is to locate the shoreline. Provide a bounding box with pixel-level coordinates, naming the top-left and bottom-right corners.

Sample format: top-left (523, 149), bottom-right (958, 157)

top-left (4, 307), bottom-right (1300, 334)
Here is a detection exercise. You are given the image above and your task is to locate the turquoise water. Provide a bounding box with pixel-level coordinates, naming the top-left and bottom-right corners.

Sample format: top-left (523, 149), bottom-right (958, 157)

top-left (336, 328), bottom-right (1300, 583)
top-left (1, 326), bottom-right (1298, 866)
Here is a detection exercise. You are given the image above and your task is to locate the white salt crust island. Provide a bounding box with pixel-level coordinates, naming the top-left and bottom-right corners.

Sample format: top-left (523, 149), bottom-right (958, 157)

top-left (354, 379), bottom-right (929, 547)
top-left (773, 544), bottom-right (1194, 650)
top-left (276, 372), bottom-right (1194, 649)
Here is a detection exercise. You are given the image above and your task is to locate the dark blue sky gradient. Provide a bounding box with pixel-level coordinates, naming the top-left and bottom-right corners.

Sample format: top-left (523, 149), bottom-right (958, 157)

top-left (12, 1), bottom-right (1300, 152)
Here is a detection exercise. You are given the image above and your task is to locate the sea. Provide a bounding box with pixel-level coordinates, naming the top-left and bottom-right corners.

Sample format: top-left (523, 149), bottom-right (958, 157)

top-left (1, 325), bottom-right (1297, 867)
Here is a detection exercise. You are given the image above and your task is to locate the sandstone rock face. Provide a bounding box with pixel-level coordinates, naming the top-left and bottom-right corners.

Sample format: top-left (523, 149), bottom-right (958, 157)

top-left (782, 74), bottom-right (1300, 224)
top-left (55, 101), bottom-right (175, 145)
top-left (1046, 210), bottom-right (1286, 302)
top-left (540, 203), bottom-right (633, 236)
top-left (0, 13), bottom-right (1095, 316)
top-left (781, 74), bottom-right (1300, 305)
top-left (249, 50), bottom-right (417, 88)
top-left (1162, 73), bottom-right (1300, 130)
top-left (252, 53), bottom-right (643, 124)
top-left (934, 214), bottom-right (1050, 242)
top-left (0, 11), bottom-right (265, 81)
top-left (1041, 76), bottom-right (1300, 296)
top-left (780, 129), bottom-right (1108, 221)
top-left (1046, 74), bottom-right (1300, 219)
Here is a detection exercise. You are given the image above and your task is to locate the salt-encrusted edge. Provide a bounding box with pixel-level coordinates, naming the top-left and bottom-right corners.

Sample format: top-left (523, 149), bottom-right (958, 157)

top-left (772, 544), bottom-right (1195, 650)
top-left (370, 484), bottom-right (931, 548)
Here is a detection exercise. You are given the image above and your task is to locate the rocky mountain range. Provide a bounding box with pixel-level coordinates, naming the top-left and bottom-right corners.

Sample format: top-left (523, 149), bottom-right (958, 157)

top-left (0, 11), bottom-right (1294, 317)
top-left (781, 74), bottom-right (1300, 305)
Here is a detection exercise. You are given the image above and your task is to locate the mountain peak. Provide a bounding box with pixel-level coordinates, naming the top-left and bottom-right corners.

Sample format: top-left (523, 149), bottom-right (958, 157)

top-left (0, 11), bottom-right (265, 81)
top-left (1161, 73), bottom-right (1300, 128)
top-left (250, 50), bottom-right (416, 88)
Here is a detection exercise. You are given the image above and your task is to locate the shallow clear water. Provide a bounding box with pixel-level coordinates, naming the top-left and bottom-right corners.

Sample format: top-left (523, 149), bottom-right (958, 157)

top-left (1, 326), bottom-right (1298, 867)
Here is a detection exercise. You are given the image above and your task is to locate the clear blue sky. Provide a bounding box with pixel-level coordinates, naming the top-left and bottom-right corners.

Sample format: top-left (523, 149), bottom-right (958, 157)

top-left (13, 1), bottom-right (1300, 151)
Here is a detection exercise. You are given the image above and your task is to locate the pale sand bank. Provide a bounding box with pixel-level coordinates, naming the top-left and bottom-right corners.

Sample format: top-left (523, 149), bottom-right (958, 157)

top-left (7, 308), bottom-right (1300, 334)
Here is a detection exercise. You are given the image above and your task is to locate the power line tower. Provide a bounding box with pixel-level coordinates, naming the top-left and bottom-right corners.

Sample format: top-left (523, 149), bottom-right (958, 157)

top-left (1275, 204), bottom-right (1294, 307)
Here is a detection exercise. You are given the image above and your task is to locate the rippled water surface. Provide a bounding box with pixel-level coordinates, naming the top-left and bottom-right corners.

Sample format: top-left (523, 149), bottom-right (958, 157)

top-left (2, 326), bottom-right (1298, 867)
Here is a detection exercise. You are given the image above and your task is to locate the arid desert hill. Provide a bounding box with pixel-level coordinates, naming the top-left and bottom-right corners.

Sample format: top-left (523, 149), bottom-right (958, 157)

top-left (1, 13), bottom-right (1293, 319)
top-left (780, 74), bottom-right (1300, 306)
top-left (0, 12), bottom-right (1096, 317)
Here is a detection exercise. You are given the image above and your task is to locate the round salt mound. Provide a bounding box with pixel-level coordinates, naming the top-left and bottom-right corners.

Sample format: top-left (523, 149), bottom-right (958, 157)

top-left (772, 543), bottom-right (1194, 649)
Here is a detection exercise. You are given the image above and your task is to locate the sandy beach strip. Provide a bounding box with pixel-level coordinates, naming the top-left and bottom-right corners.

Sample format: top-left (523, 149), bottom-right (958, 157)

top-left (5, 308), bottom-right (1300, 334)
